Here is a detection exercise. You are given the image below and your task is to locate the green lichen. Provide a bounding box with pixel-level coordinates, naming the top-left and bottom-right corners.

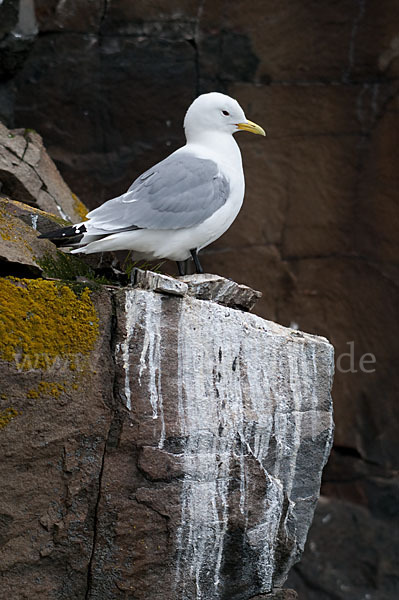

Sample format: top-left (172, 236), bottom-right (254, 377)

top-left (0, 407), bottom-right (18, 429)
top-left (37, 250), bottom-right (96, 281)
top-left (0, 278), bottom-right (99, 370)
top-left (37, 250), bottom-right (111, 286)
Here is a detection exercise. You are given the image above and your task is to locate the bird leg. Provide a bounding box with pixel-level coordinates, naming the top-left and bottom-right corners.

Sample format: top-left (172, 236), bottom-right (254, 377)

top-left (176, 261), bottom-right (186, 276)
top-left (190, 248), bottom-right (203, 274)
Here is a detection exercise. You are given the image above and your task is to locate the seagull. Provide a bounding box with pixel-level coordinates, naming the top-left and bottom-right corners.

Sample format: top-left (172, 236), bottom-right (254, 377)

top-left (40, 92), bottom-right (265, 275)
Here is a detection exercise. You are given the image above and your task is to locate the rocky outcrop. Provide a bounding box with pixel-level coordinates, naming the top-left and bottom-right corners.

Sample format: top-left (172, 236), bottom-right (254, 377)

top-left (0, 137), bottom-right (334, 597)
top-left (0, 276), bottom-right (113, 599)
top-left (101, 273), bottom-right (333, 600)
top-left (0, 123), bottom-right (124, 282)
top-left (0, 244), bottom-right (334, 598)
top-left (0, 121), bottom-right (87, 222)
top-left (0, 195), bottom-right (121, 285)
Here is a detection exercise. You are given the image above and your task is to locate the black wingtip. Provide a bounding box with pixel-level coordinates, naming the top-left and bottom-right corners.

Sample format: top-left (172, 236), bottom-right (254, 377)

top-left (39, 224), bottom-right (86, 240)
top-left (38, 224), bottom-right (86, 247)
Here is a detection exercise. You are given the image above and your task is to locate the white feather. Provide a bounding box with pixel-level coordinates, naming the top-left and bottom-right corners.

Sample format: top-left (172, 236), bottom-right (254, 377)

top-left (71, 92), bottom-right (257, 262)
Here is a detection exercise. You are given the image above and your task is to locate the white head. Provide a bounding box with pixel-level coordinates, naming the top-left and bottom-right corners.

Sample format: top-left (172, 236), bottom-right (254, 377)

top-left (183, 92), bottom-right (266, 142)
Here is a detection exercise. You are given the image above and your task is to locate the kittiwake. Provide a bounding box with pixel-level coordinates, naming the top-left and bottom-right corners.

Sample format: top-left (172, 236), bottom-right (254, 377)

top-left (40, 92), bottom-right (266, 275)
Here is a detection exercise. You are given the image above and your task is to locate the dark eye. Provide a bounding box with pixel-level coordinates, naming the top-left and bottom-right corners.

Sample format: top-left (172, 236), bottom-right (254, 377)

top-left (222, 110), bottom-right (230, 116)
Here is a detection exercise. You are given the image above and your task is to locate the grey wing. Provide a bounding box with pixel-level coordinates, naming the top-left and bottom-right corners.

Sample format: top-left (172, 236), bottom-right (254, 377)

top-left (86, 153), bottom-right (230, 233)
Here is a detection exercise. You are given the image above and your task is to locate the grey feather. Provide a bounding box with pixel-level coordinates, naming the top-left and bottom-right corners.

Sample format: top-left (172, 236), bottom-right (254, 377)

top-left (86, 153), bottom-right (230, 232)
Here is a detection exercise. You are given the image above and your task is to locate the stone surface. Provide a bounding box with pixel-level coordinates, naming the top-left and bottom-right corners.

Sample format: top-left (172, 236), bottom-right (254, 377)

top-left (133, 267), bottom-right (188, 297)
top-left (0, 121), bottom-right (87, 222)
top-left (252, 591), bottom-right (298, 600)
top-left (287, 494), bottom-right (399, 600)
top-left (0, 279), bottom-right (114, 599)
top-left (0, 0), bottom-right (36, 82)
top-left (0, 196), bottom-right (114, 282)
top-left (94, 286), bottom-right (334, 600)
top-left (35, 0), bottom-right (104, 33)
top-left (132, 269), bottom-right (263, 311)
top-left (286, 448), bottom-right (399, 599)
top-left (0, 271), bottom-right (333, 599)
top-left (181, 272), bottom-right (262, 311)
top-left (0, 196), bottom-right (64, 277)
top-left (0, 1), bottom-right (397, 597)
top-left (1, 195), bottom-right (68, 234)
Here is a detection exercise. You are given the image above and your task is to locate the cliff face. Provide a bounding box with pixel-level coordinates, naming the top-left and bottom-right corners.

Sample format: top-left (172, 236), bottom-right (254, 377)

top-left (0, 268), bottom-right (334, 600)
top-left (0, 278), bottom-right (114, 599)
top-left (0, 135), bottom-right (334, 599)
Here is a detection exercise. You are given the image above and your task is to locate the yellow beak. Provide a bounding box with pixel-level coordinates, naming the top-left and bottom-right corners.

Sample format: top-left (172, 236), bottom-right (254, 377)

top-left (236, 119), bottom-right (266, 136)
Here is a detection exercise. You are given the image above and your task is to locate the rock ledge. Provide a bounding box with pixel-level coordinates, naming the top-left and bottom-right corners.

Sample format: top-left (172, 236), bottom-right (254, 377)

top-left (132, 268), bottom-right (262, 310)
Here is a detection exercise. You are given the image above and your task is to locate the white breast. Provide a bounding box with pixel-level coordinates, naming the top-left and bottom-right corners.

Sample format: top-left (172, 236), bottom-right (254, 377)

top-left (174, 134), bottom-right (246, 251)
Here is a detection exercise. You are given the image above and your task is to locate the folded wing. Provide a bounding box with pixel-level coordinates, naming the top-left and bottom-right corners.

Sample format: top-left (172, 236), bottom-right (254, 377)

top-left (86, 152), bottom-right (230, 234)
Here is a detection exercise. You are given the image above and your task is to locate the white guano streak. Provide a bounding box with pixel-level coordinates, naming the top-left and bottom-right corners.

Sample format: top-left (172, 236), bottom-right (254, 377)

top-left (138, 291), bottom-right (165, 448)
top-left (175, 302), bottom-right (244, 598)
top-left (31, 214), bottom-right (38, 230)
top-left (121, 290), bottom-right (165, 446)
top-left (121, 290), bottom-right (138, 410)
top-left (175, 301), bottom-right (320, 597)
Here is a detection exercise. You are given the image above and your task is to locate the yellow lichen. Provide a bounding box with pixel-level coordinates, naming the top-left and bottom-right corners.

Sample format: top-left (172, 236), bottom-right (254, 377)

top-left (0, 205), bottom-right (12, 241)
top-left (0, 204), bottom-right (37, 252)
top-left (0, 407), bottom-right (19, 429)
top-left (72, 193), bottom-right (88, 221)
top-left (0, 278), bottom-right (99, 370)
top-left (27, 381), bottom-right (65, 399)
top-left (1, 198), bottom-right (43, 215)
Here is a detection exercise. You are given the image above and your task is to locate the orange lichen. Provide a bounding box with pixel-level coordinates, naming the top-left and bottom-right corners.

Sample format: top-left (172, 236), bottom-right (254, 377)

top-left (0, 278), bottom-right (99, 370)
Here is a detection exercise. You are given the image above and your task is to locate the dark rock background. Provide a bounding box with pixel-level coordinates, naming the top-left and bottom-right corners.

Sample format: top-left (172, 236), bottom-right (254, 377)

top-left (0, 1), bottom-right (398, 598)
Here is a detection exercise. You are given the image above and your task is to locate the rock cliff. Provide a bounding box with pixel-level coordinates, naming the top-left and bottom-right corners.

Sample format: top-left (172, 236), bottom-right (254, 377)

top-left (0, 132), bottom-right (334, 599)
top-left (0, 269), bottom-right (334, 600)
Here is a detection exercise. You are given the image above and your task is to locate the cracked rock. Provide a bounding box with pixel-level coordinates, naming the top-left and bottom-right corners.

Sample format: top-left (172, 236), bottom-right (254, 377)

top-left (0, 274), bottom-right (334, 599)
top-left (0, 121), bottom-right (87, 222)
top-left (133, 267), bottom-right (188, 296)
top-left (132, 268), bottom-right (262, 311)
top-left (87, 285), bottom-right (335, 600)
top-left (181, 272), bottom-right (262, 310)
